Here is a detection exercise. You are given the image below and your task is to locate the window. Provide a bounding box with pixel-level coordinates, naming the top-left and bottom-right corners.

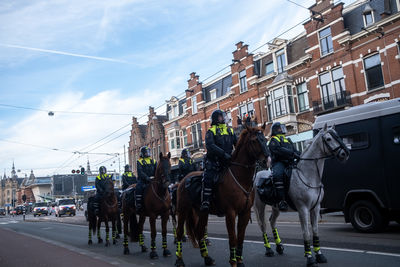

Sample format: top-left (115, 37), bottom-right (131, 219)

top-left (150, 124), bottom-right (154, 137)
top-left (265, 61), bottom-right (274, 75)
top-left (319, 27), bottom-right (334, 56)
top-left (226, 111), bottom-right (232, 127)
top-left (276, 49), bottom-right (286, 73)
top-left (342, 133), bottom-right (369, 150)
top-left (319, 72), bottom-right (334, 108)
top-left (332, 67), bottom-right (346, 104)
top-left (168, 110), bottom-right (172, 120)
top-left (247, 102), bottom-right (254, 116)
top-left (169, 132), bottom-right (175, 150)
top-left (239, 70), bottom-right (248, 93)
top-left (294, 140), bottom-right (307, 153)
top-left (192, 96), bottom-right (197, 114)
top-left (363, 12), bottom-right (374, 27)
top-left (239, 102), bottom-right (254, 118)
top-left (273, 87), bottom-right (287, 116)
top-left (364, 54), bottom-right (384, 90)
top-left (210, 89), bottom-right (217, 101)
top-left (287, 86), bottom-right (295, 113)
top-left (173, 105), bottom-right (178, 117)
top-left (182, 103), bottom-right (187, 114)
top-left (191, 123), bottom-right (203, 149)
top-left (297, 83), bottom-right (309, 112)
top-left (176, 130), bottom-right (181, 149)
top-left (7, 190), bottom-right (10, 196)
top-left (182, 129), bottom-right (188, 146)
top-left (169, 130), bottom-right (181, 150)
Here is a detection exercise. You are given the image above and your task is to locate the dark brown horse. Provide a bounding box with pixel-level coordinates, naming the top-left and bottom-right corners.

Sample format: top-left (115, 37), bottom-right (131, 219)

top-left (175, 124), bottom-right (270, 267)
top-left (96, 177), bottom-right (119, 246)
top-left (121, 184), bottom-right (139, 254)
top-left (136, 152), bottom-right (172, 259)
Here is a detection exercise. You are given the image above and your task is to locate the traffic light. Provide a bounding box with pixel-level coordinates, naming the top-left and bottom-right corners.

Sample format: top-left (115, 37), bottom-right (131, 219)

top-left (81, 167), bottom-right (85, 175)
top-left (72, 169), bottom-right (76, 174)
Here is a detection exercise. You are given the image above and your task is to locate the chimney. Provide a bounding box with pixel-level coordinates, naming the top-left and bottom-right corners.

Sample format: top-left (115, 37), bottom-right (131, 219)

top-left (236, 41), bottom-right (244, 50)
top-left (149, 106), bottom-right (154, 115)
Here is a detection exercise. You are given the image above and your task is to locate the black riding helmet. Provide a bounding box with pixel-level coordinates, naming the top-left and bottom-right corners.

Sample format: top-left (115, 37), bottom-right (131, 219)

top-left (124, 164), bottom-right (130, 172)
top-left (181, 148), bottom-right (190, 158)
top-left (211, 109), bottom-right (225, 126)
top-left (140, 146), bottom-right (151, 158)
top-left (99, 166), bottom-right (107, 175)
top-left (271, 122), bottom-right (287, 136)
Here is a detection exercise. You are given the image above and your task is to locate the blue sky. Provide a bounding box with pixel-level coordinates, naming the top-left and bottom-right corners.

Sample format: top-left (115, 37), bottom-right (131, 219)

top-left (0, 0), bottom-right (353, 176)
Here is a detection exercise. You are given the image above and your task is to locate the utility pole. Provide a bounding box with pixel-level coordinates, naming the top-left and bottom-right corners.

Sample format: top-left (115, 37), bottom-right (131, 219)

top-left (123, 145), bottom-right (126, 166)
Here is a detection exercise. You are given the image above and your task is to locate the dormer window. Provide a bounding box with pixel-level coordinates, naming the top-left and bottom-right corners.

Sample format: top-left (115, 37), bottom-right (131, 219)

top-left (276, 49), bottom-right (286, 73)
top-left (210, 89), bottom-right (217, 101)
top-left (265, 61), bottom-right (274, 75)
top-left (363, 4), bottom-right (374, 28)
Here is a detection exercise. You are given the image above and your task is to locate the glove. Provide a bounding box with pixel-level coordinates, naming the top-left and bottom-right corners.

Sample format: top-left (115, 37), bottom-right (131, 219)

top-left (223, 153), bottom-right (232, 162)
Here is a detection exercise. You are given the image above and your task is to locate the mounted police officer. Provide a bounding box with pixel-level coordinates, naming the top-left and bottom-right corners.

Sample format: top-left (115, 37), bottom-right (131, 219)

top-left (136, 146), bottom-right (157, 212)
top-left (122, 164), bottom-right (137, 190)
top-left (268, 122), bottom-right (300, 211)
top-left (94, 166), bottom-right (111, 215)
top-left (178, 148), bottom-right (195, 183)
top-left (200, 110), bottom-right (237, 212)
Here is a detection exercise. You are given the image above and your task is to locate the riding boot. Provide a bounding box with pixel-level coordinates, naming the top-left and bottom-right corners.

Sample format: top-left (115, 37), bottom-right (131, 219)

top-left (200, 187), bottom-right (212, 212)
top-left (275, 182), bottom-right (288, 212)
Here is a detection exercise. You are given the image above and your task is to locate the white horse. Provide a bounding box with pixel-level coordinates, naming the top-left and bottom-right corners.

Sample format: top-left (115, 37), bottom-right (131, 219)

top-left (253, 123), bottom-right (350, 267)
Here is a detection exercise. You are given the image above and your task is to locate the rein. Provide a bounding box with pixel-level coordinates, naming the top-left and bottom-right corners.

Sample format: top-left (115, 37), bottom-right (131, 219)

top-left (227, 166), bottom-right (255, 213)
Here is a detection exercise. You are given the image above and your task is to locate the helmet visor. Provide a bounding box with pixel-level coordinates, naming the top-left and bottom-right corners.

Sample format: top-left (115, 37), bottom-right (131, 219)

top-left (280, 124), bottom-right (287, 134)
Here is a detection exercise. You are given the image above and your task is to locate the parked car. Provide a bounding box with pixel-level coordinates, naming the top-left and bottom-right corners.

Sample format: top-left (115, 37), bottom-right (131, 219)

top-left (55, 198), bottom-right (76, 217)
top-left (0, 208), bottom-right (6, 216)
top-left (33, 202), bottom-right (49, 217)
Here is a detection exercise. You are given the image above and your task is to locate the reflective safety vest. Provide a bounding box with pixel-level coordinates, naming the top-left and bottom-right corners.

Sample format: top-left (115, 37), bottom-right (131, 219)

top-left (138, 157), bottom-right (155, 165)
top-left (270, 134), bottom-right (289, 144)
top-left (96, 174), bottom-right (109, 180)
top-left (123, 172), bottom-right (133, 177)
top-left (179, 158), bottom-right (192, 164)
top-left (209, 124), bottom-right (233, 136)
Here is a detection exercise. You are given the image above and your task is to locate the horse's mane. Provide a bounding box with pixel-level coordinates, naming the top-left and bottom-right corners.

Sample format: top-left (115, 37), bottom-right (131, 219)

top-left (232, 129), bottom-right (250, 158)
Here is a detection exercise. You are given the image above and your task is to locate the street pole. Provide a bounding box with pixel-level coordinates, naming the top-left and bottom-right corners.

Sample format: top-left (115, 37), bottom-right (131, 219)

top-left (118, 154), bottom-right (121, 188)
top-left (124, 145), bottom-right (126, 166)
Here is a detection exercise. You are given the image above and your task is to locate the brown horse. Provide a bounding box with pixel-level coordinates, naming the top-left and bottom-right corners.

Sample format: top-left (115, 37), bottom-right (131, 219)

top-left (175, 124), bottom-right (270, 267)
top-left (96, 177), bottom-right (119, 246)
top-left (121, 184), bottom-right (139, 254)
top-left (136, 152), bottom-right (172, 259)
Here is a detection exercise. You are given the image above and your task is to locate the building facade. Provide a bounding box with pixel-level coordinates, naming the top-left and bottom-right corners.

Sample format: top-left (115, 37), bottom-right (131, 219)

top-left (0, 162), bottom-right (24, 208)
top-left (128, 106), bottom-right (167, 174)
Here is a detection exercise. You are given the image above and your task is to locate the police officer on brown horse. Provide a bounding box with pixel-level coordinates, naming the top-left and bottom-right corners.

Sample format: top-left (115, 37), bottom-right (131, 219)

top-left (122, 164), bottom-right (137, 190)
top-left (268, 122), bottom-right (300, 211)
top-left (94, 166), bottom-right (111, 216)
top-left (200, 110), bottom-right (237, 212)
top-left (136, 146), bottom-right (157, 212)
top-left (178, 148), bottom-right (195, 183)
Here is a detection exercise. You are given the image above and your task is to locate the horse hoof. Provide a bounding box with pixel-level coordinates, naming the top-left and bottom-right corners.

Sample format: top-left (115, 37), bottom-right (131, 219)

top-left (306, 256), bottom-right (318, 267)
top-left (163, 249), bottom-right (172, 257)
top-left (123, 247), bottom-right (130, 255)
top-left (276, 244), bottom-right (284, 255)
top-left (204, 256), bottom-right (215, 266)
top-left (141, 245), bottom-right (148, 253)
top-left (316, 253), bottom-right (327, 263)
top-left (265, 247), bottom-right (275, 257)
top-left (98, 238), bottom-right (103, 244)
top-left (229, 259), bottom-right (237, 267)
top-left (150, 251), bottom-right (158, 259)
top-left (205, 239), bottom-right (212, 246)
top-left (88, 240), bottom-right (93, 245)
top-left (175, 258), bottom-right (185, 267)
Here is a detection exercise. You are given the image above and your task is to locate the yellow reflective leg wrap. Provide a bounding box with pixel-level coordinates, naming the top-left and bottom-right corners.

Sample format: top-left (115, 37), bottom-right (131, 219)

top-left (230, 247), bottom-right (237, 262)
top-left (176, 241), bottom-right (183, 258)
top-left (139, 233), bottom-right (144, 246)
top-left (304, 240), bottom-right (312, 257)
top-left (106, 230), bottom-right (109, 241)
top-left (313, 236), bottom-right (321, 253)
top-left (162, 237), bottom-right (167, 249)
top-left (200, 239), bottom-right (208, 257)
top-left (173, 228), bottom-right (177, 238)
top-left (151, 240), bottom-right (156, 250)
top-left (272, 228), bottom-right (281, 244)
top-left (123, 235), bottom-right (129, 246)
top-left (263, 233), bottom-right (271, 248)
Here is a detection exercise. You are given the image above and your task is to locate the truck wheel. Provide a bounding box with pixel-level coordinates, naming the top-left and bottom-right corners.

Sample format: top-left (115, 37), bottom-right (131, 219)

top-left (349, 200), bottom-right (388, 233)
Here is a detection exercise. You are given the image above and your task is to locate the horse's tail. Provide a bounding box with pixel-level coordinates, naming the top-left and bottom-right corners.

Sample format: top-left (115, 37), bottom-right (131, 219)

top-left (185, 208), bottom-right (199, 248)
top-left (129, 212), bottom-right (139, 242)
top-left (88, 197), bottom-right (97, 235)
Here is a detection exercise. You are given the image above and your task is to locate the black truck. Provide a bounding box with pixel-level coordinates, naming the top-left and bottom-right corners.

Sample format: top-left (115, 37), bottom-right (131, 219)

top-left (313, 98), bottom-right (400, 232)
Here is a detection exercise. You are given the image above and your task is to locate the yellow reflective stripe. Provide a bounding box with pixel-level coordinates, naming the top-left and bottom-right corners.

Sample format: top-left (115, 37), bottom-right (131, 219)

top-left (179, 158), bottom-right (185, 163)
top-left (124, 172), bottom-right (133, 177)
top-left (209, 124), bottom-right (231, 136)
top-left (138, 158), bottom-right (154, 165)
top-left (272, 135), bottom-right (289, 143)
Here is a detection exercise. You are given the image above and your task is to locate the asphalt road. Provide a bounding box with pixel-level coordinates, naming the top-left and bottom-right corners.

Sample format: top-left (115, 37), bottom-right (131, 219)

top-left (0, 212), bottom-right (399, 267)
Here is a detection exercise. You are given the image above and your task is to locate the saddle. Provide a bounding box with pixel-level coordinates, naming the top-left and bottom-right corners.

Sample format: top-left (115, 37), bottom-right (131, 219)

top-left (256, 167), bottom-right (297, 211)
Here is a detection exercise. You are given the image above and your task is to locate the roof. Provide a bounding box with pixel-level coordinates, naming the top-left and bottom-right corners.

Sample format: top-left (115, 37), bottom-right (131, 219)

top-left (313, 98), bottom-right (400, 129)
top-left (203, 74), bottom-right (232, 103)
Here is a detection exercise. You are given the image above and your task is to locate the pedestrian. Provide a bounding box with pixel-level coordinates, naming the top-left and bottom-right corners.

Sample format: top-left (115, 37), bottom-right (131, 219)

top-left (237, 115), bottom-right (242, 126)
top-left (245, 113), bottom-right (251, 126)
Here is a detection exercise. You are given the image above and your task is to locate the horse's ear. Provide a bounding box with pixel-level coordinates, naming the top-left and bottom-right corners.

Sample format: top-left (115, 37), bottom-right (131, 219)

top-left (159, 152), bottom-right (163, 160)
top-left (323, 123), bottom-right (328, 132)
top-left (261, 122), bottom-right (266, 130)
top-left (167, 152), bottom-right (171, 159)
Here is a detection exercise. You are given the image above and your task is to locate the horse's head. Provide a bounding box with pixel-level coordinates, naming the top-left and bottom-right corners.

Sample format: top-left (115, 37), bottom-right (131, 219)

top-left (236, 123), bottom-right (270, 163)
top-left (104, 176), bottom-right (115, 197)
top-left (155, 152), bottom-right (171, 188)
top-left (318, 123), bottom-right (350, 162)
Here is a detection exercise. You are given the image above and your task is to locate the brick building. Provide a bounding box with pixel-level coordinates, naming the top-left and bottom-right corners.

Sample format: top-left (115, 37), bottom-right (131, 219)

top-left (128, 106), bottom-right (167, 174)
top-left (128, 0), bottom-right (400, 169)
top-left (161, 0), bottom-right (400, 161)
top-left (0, 162), bottom-right (24, 208)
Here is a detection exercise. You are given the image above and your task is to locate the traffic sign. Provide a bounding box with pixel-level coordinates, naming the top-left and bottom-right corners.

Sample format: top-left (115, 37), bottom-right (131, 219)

top-left (81, 185), bottom-right (95, 192)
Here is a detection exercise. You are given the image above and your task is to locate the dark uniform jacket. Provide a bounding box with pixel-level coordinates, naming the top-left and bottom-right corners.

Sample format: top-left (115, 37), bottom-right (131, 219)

top-left (205, 124), bottom-right (237, 164)
top-left (178, 157), bottom-right (195, 182)
top-left (96, 174), bottom-right (111, 195)
top-left (122, 171), bottom-right (137, 190)
top-left (268, 134), bottom-right (300, 165)
top-left (136, 157), bottom-right (157, 183)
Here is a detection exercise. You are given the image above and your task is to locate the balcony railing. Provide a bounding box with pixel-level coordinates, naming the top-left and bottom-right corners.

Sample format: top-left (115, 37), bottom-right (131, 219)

top-left (312, 91), bottom-right (351, 114)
